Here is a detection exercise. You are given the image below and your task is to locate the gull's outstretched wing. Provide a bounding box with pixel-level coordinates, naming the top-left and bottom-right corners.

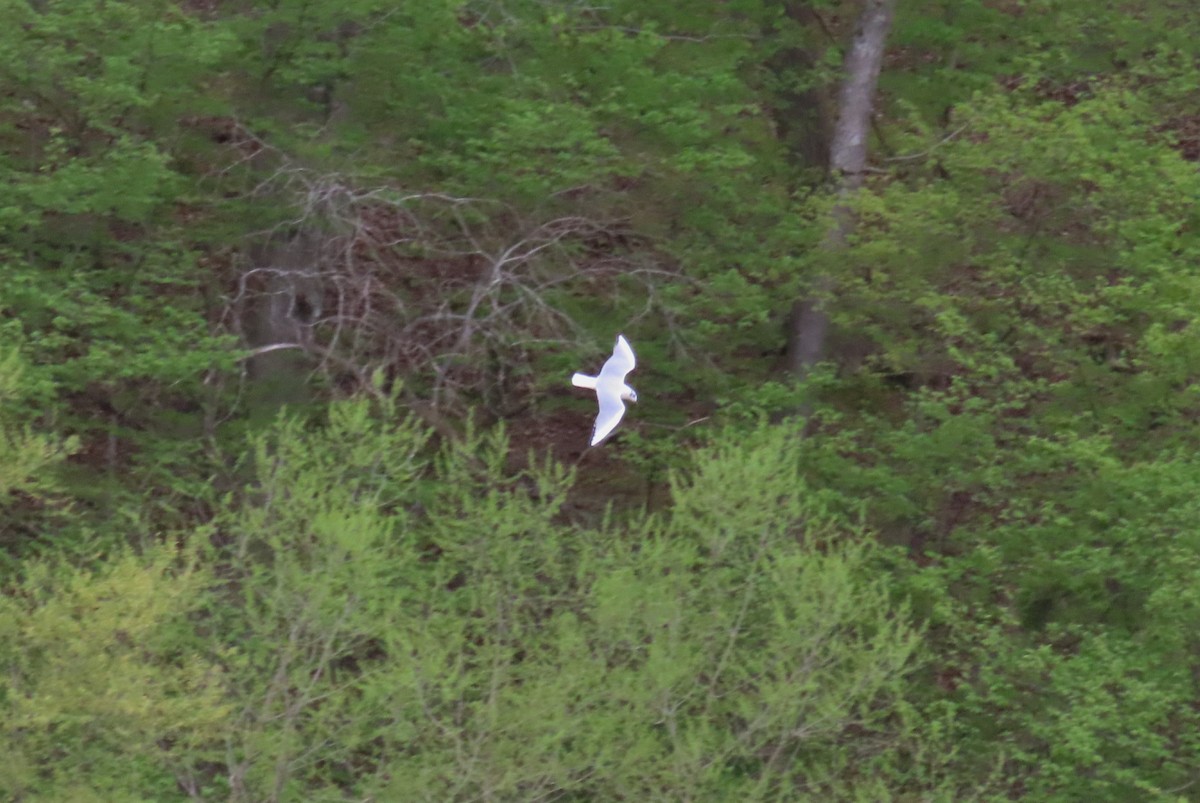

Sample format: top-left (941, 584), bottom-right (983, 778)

top-left (598, 334), bottom-right (636, 382)
top-left (591, 389), bottom-right (628, 446)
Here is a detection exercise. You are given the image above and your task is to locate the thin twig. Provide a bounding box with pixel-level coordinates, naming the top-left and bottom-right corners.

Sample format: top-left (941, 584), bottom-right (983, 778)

top-left (883, 123), bottom-right (969, 162)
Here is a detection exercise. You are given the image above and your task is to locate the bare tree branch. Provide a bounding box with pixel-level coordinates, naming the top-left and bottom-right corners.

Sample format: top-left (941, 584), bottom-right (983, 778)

top-left (214, 139), bottom-right (681, 421)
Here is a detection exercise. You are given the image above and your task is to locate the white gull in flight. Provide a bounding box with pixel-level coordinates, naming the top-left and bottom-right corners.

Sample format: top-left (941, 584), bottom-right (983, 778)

top-left (571, 334), bottom-right (638, 446)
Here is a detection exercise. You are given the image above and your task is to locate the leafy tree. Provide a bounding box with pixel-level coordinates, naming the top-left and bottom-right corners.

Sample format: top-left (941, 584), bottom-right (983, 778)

top-left (0, 345), bottom-right (74, 508)
top-left (0, 339), bottom-right (79, 569)
top-left (0, 544), bottom-right (229, 799)
top-left (0, 0), bottom-right (238, 534)
top-left (188, 402), bottom-right (932, 800)
top-left (787, 5), bottom-right (1200, 797)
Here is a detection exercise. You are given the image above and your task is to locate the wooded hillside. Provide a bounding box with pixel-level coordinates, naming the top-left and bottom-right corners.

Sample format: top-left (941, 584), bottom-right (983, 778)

top-left (3, 1), bottom-right (1200, 799)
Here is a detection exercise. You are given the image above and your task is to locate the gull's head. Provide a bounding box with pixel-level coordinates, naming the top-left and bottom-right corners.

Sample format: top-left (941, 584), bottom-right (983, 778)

top-left (622, 385), bottom-right (638, 403)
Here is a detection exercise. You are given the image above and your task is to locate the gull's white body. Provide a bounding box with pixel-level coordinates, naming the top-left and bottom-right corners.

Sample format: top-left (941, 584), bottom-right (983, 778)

top-left (571, 334), bottom-right (638, 446)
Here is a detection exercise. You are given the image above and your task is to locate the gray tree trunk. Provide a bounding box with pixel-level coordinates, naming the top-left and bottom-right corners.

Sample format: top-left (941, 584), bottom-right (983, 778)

top-left (787, 0), bottom-right (897, 376)
top-left (239, 231), bottom-right (325, 414)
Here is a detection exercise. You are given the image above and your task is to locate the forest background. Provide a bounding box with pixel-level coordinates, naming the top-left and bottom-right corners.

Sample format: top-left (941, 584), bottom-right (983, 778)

top-left (3, 0), bottom-right (1200, 800)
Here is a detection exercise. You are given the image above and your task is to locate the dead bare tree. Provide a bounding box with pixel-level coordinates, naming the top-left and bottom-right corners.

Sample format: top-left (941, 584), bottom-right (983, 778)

top-left (787, 0), bottom-right (897, 376)
top-left (215, 128), bottom-right (676, 423)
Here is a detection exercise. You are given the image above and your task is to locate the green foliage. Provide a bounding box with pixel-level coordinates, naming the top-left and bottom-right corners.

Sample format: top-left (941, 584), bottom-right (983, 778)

top-left (807, 72), bottom-right (1200, 536)
top-left (0, 543), bottom-right (229, 800)
top-left (0, 338), bottom-right (80, 571)
top-left (0, 345), bottom-right (76, 506)
top-left (0, 0), bottom-right (239, 535)
top-left (7, 0), bottom-right (1200, 798)
top-left (180, 404), bottom-right (926, 800)
top-left (792, 10), bottom-right (1200, 795)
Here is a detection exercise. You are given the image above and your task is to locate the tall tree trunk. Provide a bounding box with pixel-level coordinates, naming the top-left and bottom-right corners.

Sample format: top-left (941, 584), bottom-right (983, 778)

top-left (787, 0), bottom-right (897, 376)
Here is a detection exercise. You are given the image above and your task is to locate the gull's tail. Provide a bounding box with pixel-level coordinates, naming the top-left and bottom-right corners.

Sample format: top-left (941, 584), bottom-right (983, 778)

top-left (571, 373), bottom-right (598, 390)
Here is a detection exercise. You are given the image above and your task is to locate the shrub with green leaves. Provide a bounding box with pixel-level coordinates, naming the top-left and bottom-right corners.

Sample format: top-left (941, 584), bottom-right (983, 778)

top-left (184, 404), bottom-right (930, 800)
top-left (0, 544), bottom-right (228, 800)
